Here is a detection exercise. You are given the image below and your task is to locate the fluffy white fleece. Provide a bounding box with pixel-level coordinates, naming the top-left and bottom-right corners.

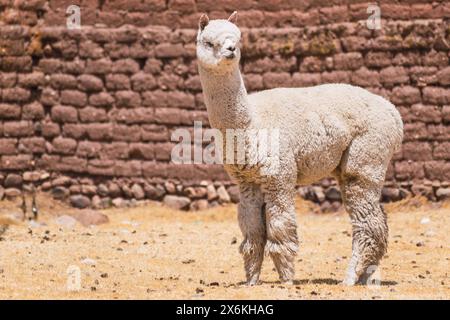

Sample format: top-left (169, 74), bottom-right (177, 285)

top-left (197, 13), bottom-right (403, 286)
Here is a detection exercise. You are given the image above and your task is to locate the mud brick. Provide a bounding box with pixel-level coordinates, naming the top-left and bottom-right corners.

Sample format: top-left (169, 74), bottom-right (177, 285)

top-left (143, 58), bottom-right (163, 74)
top-left (15, 0), bottom-right (47, 10)
top-left (380, 67), bottom-right (409, 87)
top-left (87, 159), bottom-right (115, 176)
top-left (321, 71), bottom-right (350, 83)
top-left (112, 59), bottom-right (140, 74)
top-left (154, 108), bottom-right (189, 125)
top-left (112, 124), bottom-right (141, 142)
top-left (89, 92), bottom-right (115, 107)
top-left (351, 68), bottom-right (380, 87)
top-left (298, 56), bottom-right (325, 73)
top-left (333, 52), bottom-right (363, 70)
top-left (100, 142), bottom-right (129, 159)
top-left (428, 124), bottom-right (450, 141)
top-left (155, 43), bottom-right (184, 58)
top-left (86, 28), bottom-right (113, 43)
top-left (424, 161), bottom-right (450, 180)
top-left (437, 67), bottom-right (450, 86)
top-left (341, 36), bottom-right (369, 52)
top-left (86, 58), bottom-right (113, 74)
top-left (142, 161), bottom-right (168, 178)
top-left (423, 87), bottom-right (450, 105)
top-left (142, 90), bottom-right (195, 109)
top-left (443, 106), bottom-right (450, 123)
top-left (1, 154), bottom-right (32, 170)
top-left (51, 105), bottom-right (78, 123)
top-left (2, 87), bottom-right (30, 103)
top-left (403, 123), bottom-right (428, 142)
top-left (79, 41), bottom-right (104, 59)
top-left (105, 74), bottom-right (130, 90)
top-left (1, 56), bottom-right (32, 72)
top-left (0, 37), bottom-right (24, 56)
top-left (79, 107), bottom-right (107, 123)
top-left (423, 51), bottom-right (448, 67)
top-left (141, 124), bottom-right (169, 142)
top-left (41, 121), bottom-right (60, 138)
top-left (114, 108), bottom-right (154, 124)
top-left (0, 103), bottom-right (21, 119)
top-left (19, 137), bottom-right (46, 154)
top-left (390, 86), bottom-right (421, 105)
top-left (154, 142), bottom-right (173, 161)
top-left (3, 121), bottom-right (33, 137)
top-left (60, 90), bottom-right (87, 107)
top-left (104, 42), bottom-right (130, 59)
top-left (0, 138), bottom-right (17, 155)
top-left (0, 72), bottom-right (17, 88)
top-left (114, 160), bottom-right (142, 177)
top-left (409, 66), bottom-right (438, 86)
top-left (365, 52), bottom-right (393, 68)
top-left (115, 91), bottom-right (141, 108)
top-left (395, 161), bottom-right (425, 181)
top-left (52, 137), bottom-right (77, 155)
top-left (40, 88), bottom-right (59, 106)
top-left (290, 73), bottom-right (320, 87)
top-left (63, 59), bottom-right (86, 75)
top-left (393, 52), bottom-right (421, 67)
top-left (185, 75), bottom-right (203, 91)
top-left (77, 74), bottom-right (104, 92)
top-left (402, 142), bottom-right (432, 161)
top-left (131, 73), bottom-right (157, 91)
top-left (38, 58), bottom-right (62, 73)
top-left (112, 27), bottom-right (141, 43)
top-left (381, 3), bottom-right (412, 19)
top-left (76, 141), bottom-right (102, 158)
top-left (157, 73), bottom-right (184, 91)
top-left (410, 104), bottom-right (441, 124)
top-left (129, 143), bottom-right (154, 160)
top-left (56, 157), bottom-right (87, 173)
top-left (85, 123), bottom-right (113, 141)
top-left (17, 72), bottom-right (45, 88)
top-left (50, 74), bottom-right (77, 90)
top-left (263, 72), bottom-right (292, 88)
top-left (63, 124), bottom-right (86, 139)
top-left (433, 142), bottom-right (450, 160)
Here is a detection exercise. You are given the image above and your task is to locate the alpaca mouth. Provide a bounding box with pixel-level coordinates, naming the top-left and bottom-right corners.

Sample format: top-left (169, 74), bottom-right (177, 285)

top-left (224, 52), bottom-right (236, 59)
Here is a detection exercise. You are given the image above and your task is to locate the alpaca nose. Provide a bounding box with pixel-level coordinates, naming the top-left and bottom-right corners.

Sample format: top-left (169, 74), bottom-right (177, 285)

top-left (227, 45), bottom-right (236, 52)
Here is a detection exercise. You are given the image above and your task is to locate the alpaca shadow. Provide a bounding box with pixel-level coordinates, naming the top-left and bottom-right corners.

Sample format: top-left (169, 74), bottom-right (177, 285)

top-left (232, 278), bottom-right (397, 286)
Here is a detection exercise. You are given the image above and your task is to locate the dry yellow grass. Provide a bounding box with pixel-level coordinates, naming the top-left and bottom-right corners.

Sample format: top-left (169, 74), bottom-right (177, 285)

top-left (0, 194), bottom-right (449, 299)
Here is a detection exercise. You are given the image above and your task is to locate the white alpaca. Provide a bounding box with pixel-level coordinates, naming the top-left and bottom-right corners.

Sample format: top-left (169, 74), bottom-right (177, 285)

top-left (197, 12), bottom-right (403, 285)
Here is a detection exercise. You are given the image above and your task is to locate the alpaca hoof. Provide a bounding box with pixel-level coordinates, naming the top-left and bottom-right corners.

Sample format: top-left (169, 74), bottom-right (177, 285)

top-left (342, 278), bottom-right (356, 286)
top-left (245, 279), bottom-right (259, 286)
top-left (342, 273), bottom-right (358, 286)
top-left (245, 274), bottom-right (260, 286)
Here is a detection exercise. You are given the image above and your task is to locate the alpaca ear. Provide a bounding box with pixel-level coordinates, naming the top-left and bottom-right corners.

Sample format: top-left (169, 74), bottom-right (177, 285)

top-left (199, 13), bottom-right (209, 31)
top-left (228, 11), bottom-right (238, 24)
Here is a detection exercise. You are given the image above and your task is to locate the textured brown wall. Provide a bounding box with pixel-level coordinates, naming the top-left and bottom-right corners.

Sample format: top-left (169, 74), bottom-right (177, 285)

top-left (0, 0), bottom-right (450, 208)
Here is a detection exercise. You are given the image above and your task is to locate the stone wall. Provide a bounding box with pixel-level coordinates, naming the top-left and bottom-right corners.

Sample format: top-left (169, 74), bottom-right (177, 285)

top-left (1, 1), bottom-right (450, 210)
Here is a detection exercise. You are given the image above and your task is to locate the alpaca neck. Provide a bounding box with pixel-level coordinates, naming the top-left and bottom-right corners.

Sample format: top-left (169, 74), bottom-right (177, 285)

top-left (199, 65), bottom-right (252, 131)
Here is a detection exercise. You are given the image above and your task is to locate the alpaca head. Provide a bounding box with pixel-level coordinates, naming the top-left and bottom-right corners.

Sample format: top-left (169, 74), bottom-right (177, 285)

top-left (196, 11), bottom-right (241, 72)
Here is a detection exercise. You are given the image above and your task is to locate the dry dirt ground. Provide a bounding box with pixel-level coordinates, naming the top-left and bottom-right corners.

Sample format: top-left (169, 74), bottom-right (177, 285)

top-left (0, 194), bottom-right (449, 300)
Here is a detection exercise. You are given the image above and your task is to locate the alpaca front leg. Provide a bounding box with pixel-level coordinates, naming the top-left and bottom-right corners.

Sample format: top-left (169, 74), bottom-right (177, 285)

top-left (264, 187), bottom-right (298, 283)
top-left (237, 184), bottom-right (266, 285)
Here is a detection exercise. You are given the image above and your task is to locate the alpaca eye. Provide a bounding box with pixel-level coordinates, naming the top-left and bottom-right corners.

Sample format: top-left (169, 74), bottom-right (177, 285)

top-left (205, 41), bottom-right (214, 48)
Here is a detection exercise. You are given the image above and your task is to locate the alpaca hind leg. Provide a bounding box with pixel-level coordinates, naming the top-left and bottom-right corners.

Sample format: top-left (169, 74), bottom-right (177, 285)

top-left (264, 182), bottom-right (298, 283)
top-left (339, 178), bottom-right (388, 286)
top-left (238, 184), bottom-right (266, 285)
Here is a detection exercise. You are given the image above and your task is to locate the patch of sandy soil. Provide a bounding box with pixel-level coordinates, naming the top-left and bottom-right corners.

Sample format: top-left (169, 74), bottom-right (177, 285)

top-left (0, 194), bottom-right (449, 299)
